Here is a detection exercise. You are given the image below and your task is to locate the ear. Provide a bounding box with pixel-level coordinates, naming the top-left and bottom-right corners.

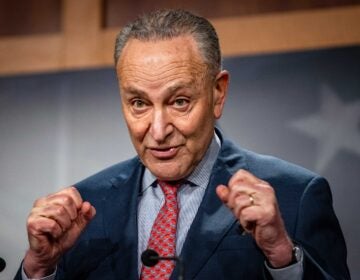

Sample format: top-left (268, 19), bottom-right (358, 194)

top-left (213, 70), bottom-right (229, 119)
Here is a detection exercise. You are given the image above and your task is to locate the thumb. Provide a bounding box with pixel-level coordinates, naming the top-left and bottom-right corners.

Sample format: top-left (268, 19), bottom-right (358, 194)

top-left (76, 202), bottom-right (96, 229)
top-left (216, 184), bottom-right (229, 203)
top-left (82, 202), bottom-right (96, 220)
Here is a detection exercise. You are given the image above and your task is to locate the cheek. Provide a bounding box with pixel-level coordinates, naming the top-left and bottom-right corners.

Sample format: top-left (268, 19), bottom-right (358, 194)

top-left (177, 106), bottom-right (215, 144)
top-left (194, 104), bottom-right (215, 131)
top-left (127, 122), bottom-right (148, 142)
top-left (123, 113), bottom-right (149, 144)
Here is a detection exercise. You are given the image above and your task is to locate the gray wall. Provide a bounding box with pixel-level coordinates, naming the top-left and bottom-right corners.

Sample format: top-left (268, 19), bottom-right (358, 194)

top-left (0, 46), bottom-right (359, 279)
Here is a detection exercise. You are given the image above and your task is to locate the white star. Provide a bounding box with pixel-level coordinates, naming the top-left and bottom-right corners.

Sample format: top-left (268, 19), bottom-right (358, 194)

top-left (289, 84), bottom-right (360, 173)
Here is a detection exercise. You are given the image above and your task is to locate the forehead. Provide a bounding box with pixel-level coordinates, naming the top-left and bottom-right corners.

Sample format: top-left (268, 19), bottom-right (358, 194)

top-left (117, 36), bottom-right (208, 85)
top-left (119, 35), bottom-right (203, 65)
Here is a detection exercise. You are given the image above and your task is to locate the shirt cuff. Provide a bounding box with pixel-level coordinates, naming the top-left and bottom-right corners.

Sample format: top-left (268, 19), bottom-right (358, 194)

top-left (21, 264), bottom-right (56, 280)
top-left (264, 247), bottom-right (304, 280)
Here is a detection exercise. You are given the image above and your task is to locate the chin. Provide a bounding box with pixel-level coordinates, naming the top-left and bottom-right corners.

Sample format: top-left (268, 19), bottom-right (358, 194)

top-left (147, 162), bottom-right (189, 181)
top-left (152, 170), bottom-right (185, 181)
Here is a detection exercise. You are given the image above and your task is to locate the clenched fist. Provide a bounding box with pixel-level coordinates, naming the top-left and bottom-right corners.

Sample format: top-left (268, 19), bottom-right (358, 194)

top-left (23, 187), bottom-right (96, 278)
top-left (216, 169), bottom-right (294, 268)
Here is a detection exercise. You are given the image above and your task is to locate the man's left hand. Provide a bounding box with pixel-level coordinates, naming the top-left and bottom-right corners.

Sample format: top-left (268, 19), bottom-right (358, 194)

top-left (216, 169), bottom-right (294, 268)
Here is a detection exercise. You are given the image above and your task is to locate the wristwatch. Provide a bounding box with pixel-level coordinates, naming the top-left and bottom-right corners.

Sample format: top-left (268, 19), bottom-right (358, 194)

top-left (290, 245), bottom-right (302, 264)
top-left (266, 245), bottom-right (303, 268)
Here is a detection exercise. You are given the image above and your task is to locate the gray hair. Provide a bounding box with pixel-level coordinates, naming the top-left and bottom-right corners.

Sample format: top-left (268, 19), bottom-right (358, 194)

top-left (114, 9), bottom-right (222, 78)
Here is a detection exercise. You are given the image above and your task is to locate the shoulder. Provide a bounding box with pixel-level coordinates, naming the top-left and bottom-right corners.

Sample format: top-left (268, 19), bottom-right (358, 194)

top-left (220, 137), bottom-right (321, 189)
top-left (74, 156), bottom-right (142, 196)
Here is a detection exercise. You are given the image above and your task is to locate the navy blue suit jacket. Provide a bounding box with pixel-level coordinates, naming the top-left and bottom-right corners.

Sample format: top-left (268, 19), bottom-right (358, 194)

top-left (16, 136), bottom-right (349, 279)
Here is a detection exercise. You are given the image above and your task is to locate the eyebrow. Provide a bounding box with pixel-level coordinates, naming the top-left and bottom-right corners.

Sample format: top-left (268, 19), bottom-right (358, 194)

top-left (166, 81), bottom-right (194, 93)
top-left (122, 81), bottom-right (195, 97)
top-left (121, 86), bottom-right (146, 97)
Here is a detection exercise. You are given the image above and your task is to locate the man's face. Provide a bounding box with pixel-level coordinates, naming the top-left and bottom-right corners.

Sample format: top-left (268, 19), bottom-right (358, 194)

top-left (117, 36), bottom-right (228, 181)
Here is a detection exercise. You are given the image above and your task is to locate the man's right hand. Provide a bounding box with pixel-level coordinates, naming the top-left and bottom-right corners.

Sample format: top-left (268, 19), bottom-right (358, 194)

top-left (23, 186), bottom-right (96, 278)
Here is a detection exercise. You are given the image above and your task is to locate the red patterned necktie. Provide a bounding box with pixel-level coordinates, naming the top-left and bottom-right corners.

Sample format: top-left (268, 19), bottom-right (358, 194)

top-left (140, 180), bottom-right (180, 279)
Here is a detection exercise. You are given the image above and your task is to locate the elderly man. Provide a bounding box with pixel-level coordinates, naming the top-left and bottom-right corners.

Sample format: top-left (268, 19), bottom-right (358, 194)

top-left (16, 9), bottom-right (349, 280)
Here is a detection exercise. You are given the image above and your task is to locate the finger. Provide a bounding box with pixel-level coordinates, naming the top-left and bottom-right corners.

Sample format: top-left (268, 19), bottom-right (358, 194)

top-left (50, 195), bottom-right (79, 221)
top-left (228, 183), bottom-right (274, 207)
top-left (73, 202), bottom-right (96, 231)
top-left (35, 187), bottom-right (84, 221)
top-left (226, 183), bottom-right (254, 210)
top-left (32, 204), bottom-right (72, 232)
top-left (80, 201), bottom-right (96, 221)
top-left (238, 206), bottom-right (262, 233)
top-left (228, 169), bottom-right (267, 187)
top-left (27, 215), bottom-right (63, 240)
top-left (233, 194), bottom-right (255, 217)
top-left (216, 185), bottom-right (229, 203)
top-left (52, 186), bottom-right (83, 210)
top-left (34, 195), bottom-right (78, 222)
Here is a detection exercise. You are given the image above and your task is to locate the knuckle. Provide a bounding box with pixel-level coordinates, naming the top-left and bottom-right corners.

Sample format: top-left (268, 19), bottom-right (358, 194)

top-left (234, 196), bottom-right (242, 205)
top-left (262, 185), bottom-right (274, 195)
top-left (48, 219), bottom-right (59, 231)
top-left (33, 197), bottom-right (45, 207)
top-left (267, 185), bottom-right (275, 193)
top-left (235, 169), bottom-right (248, 180)
top-left (230, 170), bottom-right (244, 184)
top-left (68, 186), bottom-right (79, 196)
top-left (58, 186), bottom-right (73, 196)
top-left (55, 205), bottom-right (66, 216)
top-left (61, 195), bottom-right (72, 206)
top-left (26, 218), bottom-right (35, 230)
top-left (31, 220), bottom-right (46, 233)
top-left (67, 186), bottom-right (82, 203)
top-left (238, 169), bottom-right (247, 176)
top-left (27, 214), bottom-right (42, 229)
top-left (229, 181), bottom-right (241, 191)
top-left (33, 223), bottom-right (43, 233)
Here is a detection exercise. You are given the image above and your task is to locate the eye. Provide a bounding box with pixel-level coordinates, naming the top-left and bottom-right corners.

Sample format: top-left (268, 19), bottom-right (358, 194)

top-left (130, 98), bottom-right (149, 113)
top-left (173, 98), bottom-right (189, 108)
top-left (131, 99), bottom-right (147, 108)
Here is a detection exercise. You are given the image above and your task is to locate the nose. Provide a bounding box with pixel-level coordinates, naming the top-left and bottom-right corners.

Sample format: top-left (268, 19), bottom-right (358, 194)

top-left (149, 107), bottom-right (173, 143)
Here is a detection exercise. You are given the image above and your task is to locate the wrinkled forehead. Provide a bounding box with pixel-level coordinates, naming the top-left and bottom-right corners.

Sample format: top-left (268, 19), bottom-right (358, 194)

top-left (116, 36), bottom-right (211, 88)
top-left (118, 36), bottom-right (207, 71)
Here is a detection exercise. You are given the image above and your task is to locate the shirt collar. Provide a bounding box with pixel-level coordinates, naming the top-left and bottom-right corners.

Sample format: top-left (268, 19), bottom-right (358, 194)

top-left (141, 131), bottom-right (221, 193)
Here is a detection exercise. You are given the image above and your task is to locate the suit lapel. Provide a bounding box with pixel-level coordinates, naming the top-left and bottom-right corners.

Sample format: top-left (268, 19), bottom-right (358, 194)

top-left (174, 154), bottom-right (246, 279)
top-left (101, 159), bottom-right (144, 279)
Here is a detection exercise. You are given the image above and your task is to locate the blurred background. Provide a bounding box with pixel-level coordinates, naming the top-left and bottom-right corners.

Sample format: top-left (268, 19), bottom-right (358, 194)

top-left (0, 0), bottom-right (359, 279)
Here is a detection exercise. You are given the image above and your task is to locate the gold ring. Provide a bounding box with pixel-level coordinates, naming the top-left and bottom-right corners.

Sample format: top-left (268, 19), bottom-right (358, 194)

top-left (249, 194), bottom-right (255, 205)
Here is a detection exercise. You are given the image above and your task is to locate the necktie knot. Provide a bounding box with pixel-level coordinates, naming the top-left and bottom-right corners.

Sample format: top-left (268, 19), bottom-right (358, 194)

top-left (158, 180), bottom-right (180, 197)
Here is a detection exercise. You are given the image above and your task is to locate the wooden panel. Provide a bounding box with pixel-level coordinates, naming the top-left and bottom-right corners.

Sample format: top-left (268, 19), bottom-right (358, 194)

top-left (0, 35), bottom-right (63, 74)
top-left (0, 0), bottom-right (61, 36)
top-left (0, 4), bottom-right (359, 76)
top-left (102, 6), bottom-right (360, 63)
top-left (214, 6), bottom-right (360, 56)
top-left (104, 0), bottom-right (360, 27)
top-left (61, 0), bottom-right (104, 69)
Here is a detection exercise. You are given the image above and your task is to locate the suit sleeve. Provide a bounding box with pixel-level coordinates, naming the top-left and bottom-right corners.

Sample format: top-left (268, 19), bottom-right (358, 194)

top-left (294, 176), bottom-right (350, 279)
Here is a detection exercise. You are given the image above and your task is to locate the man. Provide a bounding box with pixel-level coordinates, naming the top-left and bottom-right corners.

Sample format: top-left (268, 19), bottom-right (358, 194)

top-left (16, 9), bottom-right (349, 280)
